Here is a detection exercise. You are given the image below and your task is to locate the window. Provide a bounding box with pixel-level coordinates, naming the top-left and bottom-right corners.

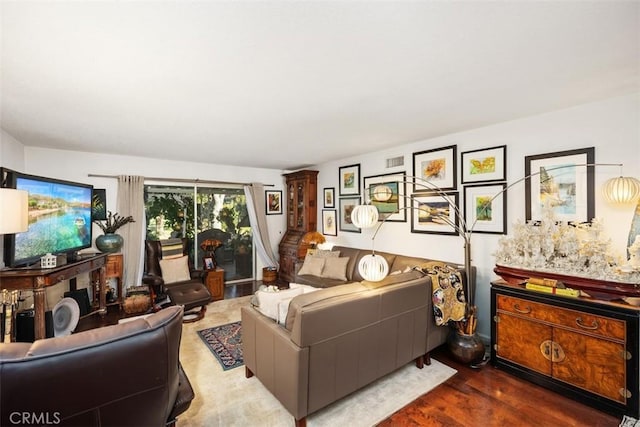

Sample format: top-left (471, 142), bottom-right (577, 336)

top-left (144, 184), bottom-right (253, 283)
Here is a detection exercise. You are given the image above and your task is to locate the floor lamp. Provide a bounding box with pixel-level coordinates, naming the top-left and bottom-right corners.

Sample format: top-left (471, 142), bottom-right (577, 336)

top-left (352, 164), bottom-right (640, 334)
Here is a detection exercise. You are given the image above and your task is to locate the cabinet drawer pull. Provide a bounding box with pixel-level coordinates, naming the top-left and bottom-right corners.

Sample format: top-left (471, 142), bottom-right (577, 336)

top-left (576, 317), bottom-right (599, 330)
top-left (513, 303), bottom-right (531, 314)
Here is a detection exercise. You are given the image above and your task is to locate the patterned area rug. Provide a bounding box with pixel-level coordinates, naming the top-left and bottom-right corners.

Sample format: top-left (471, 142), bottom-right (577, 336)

top-left (197, 321), bottom-right (243, 371)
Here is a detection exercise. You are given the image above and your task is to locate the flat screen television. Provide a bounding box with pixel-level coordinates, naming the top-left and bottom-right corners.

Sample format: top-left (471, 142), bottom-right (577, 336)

top-left (2, 169), bottom-right (93, 267)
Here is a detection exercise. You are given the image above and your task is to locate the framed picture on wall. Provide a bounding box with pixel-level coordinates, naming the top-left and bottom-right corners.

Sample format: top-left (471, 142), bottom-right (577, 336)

top-left (461, 145), bottom-right (507, 184)
top-left (410, 192), bottom-right (459, 235)
top-left (265, 190), bottom-right (283, 215)
top-left (525, 147), bottom-right (595, 223)
top-left (323, 187), bottom-right (335, 208)
top-left (464, 183), bottom-right (507, 234)
top-left (339, 196), bottom-right (361, 233)
top-left (322, 209), bottom-right (337, 236)
top-left (92, 189), bottom-right (107, 220)
top-left (363, 171), bottom-right (407, 222)
top-left (412, 145), bottom-right (457, 192)
top-left (339, 164), bottom-right (361, 196)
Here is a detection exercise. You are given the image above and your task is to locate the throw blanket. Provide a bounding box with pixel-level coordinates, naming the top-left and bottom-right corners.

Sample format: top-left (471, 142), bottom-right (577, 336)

top-left (160, 238), bottom-right (183, 259)
top-left (422, 262), bottom-right (466, 326)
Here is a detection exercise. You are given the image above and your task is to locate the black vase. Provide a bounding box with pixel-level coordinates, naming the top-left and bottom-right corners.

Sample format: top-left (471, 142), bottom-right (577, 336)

top-left (447, 330), bottom-right (486, 365)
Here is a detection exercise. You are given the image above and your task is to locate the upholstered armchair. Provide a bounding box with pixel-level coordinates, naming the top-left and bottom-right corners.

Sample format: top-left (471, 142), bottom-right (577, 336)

top-left (143, 239), bottom-right (212, 322)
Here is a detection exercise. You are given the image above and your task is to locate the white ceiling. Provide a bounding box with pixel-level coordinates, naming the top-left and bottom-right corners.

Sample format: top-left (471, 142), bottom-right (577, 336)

top-left (1, 1), bottom-right (638, 171)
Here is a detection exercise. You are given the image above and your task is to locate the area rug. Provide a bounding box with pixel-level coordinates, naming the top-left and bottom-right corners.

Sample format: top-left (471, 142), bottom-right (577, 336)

top-left (197, 321), bottom-right (243, 371)
top-left (179, 296), bottom-right (457, 427)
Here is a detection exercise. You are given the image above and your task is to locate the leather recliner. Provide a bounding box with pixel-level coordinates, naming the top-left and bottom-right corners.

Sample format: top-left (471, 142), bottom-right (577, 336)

top-left (143, 239), bottom-right (212, 322)
top-left (0, 305), bottom-right (194, 427)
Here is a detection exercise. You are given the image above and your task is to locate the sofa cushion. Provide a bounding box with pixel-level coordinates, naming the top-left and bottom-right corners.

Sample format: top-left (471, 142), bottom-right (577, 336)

top-left (320, 257), bottom-right (349, 281)
top-left (361, 269), bottom-right (425, 289)
top-left (292, 274), bottom-right (347, 288)
top-left (309, 249), bottom-right (340, 258)
top-left (297, 256), bottom-right (325, 276)
top-left (159, 255), bottom-right (191, 284)
top-left (285, 282), bottom-right (366, 331)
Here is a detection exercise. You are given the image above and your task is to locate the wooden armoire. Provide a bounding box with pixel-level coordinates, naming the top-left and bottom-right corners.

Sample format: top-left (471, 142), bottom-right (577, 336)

top-left (278, 170), bottom-right (318, 282)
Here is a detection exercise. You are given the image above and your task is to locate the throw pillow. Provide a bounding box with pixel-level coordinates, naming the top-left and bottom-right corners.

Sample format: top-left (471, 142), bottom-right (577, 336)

top-left (297, 256), bottom-right (325, 276)
top-left (159, 255), bottom-right (191, 284)
top-left (320, 257), bottom-right (349, 280)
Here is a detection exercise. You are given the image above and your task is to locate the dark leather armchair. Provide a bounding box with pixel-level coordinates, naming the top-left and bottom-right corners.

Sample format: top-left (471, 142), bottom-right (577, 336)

top-left (0, 306), bottom-right (194, 427)
top-left (143, 239), bottom-right (212, 322)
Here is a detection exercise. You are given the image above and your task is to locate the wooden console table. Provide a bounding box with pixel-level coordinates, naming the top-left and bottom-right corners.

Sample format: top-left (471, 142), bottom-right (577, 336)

top-left (0, 253), bottom-right (108, 340)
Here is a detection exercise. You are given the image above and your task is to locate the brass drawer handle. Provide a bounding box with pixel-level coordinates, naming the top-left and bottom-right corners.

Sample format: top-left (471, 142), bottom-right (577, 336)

top-left (576, 317), bottom-right (599, 330)
top-left (513, 303), bottom-right (531, 314)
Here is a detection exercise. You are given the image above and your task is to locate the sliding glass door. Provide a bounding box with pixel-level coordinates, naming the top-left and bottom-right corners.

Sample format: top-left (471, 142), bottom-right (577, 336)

top-left (144, 183), bottom-right (253, 283)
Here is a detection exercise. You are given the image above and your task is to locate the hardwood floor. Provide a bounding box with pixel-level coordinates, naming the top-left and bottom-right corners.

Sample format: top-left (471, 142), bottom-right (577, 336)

top-left (378, 346), bottom-right (621, 427)
top-left (76, 281), bottom-right (622, 427)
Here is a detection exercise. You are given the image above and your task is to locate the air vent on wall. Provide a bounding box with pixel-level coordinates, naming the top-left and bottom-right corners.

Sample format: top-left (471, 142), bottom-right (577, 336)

top-left (386, 156), bottom-right (404, 168)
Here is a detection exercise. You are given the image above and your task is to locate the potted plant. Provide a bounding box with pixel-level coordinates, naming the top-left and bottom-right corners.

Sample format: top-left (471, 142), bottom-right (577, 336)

top-left (93, 211), bottom-right (135, 253)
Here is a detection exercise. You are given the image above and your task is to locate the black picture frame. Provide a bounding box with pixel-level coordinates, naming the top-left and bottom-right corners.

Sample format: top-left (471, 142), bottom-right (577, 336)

top-left (322, 209), bottom-right (337, 236)
top-left (323, 187), bottom-right (335, 208)
top-left (461, 145), bottom-right (507, 184)
top-left (410, 192), bottom-right (459, 235)
top-left (464, 183), bottom-right (507, 234)
top-left (339, 196), bottom-right (361, 233)
top-left (363, 171), bottom-right (407, 222)
top-left (92, 189), bottom-right (107, 220)
top-left (525, 147), bottom-right (595, 223)
top-left (339, 164), bottom-right (361, 196)
top-left (412, 145), bottom-right (457, 192)
top-left (265, 190), bottom-right (283, 215)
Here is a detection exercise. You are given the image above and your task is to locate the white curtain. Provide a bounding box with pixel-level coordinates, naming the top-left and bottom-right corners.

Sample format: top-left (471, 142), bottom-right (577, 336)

top-left (244, 183), bottom-right (279, 268)
top-left (116, 175), bottom-right (145, 289)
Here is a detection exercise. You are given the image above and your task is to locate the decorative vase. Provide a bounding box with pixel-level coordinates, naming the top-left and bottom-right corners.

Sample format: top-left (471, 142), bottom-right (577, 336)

top-left (96, 233), bottom-right (123, 253)
top-left (447, 330), bottom-right (486, 365)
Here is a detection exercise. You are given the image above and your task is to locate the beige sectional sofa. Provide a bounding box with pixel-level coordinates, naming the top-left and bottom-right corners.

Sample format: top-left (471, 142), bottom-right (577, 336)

top-left (241, 245), bottom-right (465, 427)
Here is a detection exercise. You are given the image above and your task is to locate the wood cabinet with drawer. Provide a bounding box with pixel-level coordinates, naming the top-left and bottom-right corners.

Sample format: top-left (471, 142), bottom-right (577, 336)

top-left (491, 281), bottom-right (640, 418)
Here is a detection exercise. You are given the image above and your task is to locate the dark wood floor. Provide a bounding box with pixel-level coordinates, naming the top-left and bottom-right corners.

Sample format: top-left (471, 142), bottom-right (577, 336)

top-left (77, 281), bottom-right (621, 426)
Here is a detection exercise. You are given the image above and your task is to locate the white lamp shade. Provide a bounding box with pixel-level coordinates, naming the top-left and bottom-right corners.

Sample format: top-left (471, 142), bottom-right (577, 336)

top-left (603, 176), bottom-right (640, 204)
top-left (358, 254), bottom-right (389, 282)
top-left (351, 205), bottom-right (379, 229)
top-left (0, 189), bottom-right (28, 234)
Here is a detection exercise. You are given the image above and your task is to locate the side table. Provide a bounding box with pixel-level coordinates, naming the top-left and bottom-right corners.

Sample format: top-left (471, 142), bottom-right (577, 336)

top-left (205, 268), bottom-right (224, 301)
top-left (91, 253), bottom-right (123, 309)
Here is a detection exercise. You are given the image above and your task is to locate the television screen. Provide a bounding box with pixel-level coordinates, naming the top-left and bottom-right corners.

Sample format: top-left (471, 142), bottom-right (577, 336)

top-left (3, 170), bottom-right (93, 267)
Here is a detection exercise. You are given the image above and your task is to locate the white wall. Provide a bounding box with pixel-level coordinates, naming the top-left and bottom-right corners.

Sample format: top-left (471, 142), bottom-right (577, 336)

top-left (0, 130), bottom-right (26, 269)
top-left (312, 93), bottom-right (640, 340)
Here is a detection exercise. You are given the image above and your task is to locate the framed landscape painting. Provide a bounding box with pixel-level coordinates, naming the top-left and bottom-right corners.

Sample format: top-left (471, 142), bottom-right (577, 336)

top-left (339, 164), bottom-right (361, 196)
top-left (339, 196), bottom-right (361, 233)
top-left (410, 192), bottom-right (459, 235)
top-left (461, 145), bottom-right (506, 184)
top-left (363, 171), bottom-right (407, 222)
top-left (412, 145), bottom-right (457, 192)
top-left (464, 183), bottom-right (507, 234)
top-left (525, 147), bottom-right (595, 223)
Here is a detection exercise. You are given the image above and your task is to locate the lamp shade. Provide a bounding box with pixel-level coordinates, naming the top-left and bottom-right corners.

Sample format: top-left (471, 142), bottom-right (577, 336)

top-left (0, 189), bottom-right (28, 234)
top-left (350, 205), bottom-right (379, 229)
top-left (603, 176), bottom-right (640, 204)
top-left (358, 254), bottom-right (389, 282)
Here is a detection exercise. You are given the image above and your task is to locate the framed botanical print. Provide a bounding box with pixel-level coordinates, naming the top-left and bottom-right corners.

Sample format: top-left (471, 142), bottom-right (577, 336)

top-left (322, 209), bottom-right (337, 236)
top-left (92, 188), bottom-right (107, 220)
top-left (411, 192), bottom-right (459, 235)
top-left (339, 164), bottom-right (361, 196)
top-left (339, 196), bottom-right (361, 233)
top-left (265, 190), bottom-right (282, 215)
top-left (363, 171), bottom-right (407, 222)
top-left (525, 147), bottom-right (595, 223)
top-left (412, 145), bottom-right (457, 192)
top-left (464, 183), bottom-right (507, 234)
top-left (461, 145), bottom-right (507, 184)
top-left (323, 187), bottom-right (335, 208)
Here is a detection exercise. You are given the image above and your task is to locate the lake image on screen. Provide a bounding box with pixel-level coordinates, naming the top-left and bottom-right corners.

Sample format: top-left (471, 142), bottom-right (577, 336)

top-left (15, 178), bottom-right (92, 260)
